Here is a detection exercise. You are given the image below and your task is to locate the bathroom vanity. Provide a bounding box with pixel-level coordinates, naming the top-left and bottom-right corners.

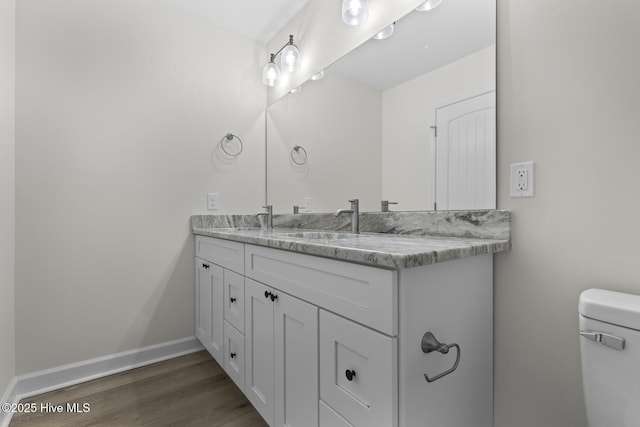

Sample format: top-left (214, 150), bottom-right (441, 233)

top-left (191, 211), bottom-right (510, 427)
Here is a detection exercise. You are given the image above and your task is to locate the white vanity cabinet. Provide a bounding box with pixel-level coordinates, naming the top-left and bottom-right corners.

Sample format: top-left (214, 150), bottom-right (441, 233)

top-left (195, 235), bottom-right (494, 427)
top-left (195, 236), bottom-right (246, 391)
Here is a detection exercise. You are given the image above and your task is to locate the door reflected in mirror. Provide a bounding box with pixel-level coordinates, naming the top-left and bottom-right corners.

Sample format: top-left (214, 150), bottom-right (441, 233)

top-left (267, 0), bottom-right (496, 214)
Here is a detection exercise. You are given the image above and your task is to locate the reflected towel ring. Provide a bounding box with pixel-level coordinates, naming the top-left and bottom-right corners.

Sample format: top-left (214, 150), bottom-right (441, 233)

top-left (220, 133), bottom-right (243, 157)
top-left (291, 145), bottom-right (307, 165)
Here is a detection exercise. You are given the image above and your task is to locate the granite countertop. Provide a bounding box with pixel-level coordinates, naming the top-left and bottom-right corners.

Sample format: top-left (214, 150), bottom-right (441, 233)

top-left (191, 211), bottom-right (511, 269)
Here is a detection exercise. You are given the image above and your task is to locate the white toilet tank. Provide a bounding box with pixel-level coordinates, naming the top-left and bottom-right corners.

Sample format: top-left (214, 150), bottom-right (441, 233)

top-left (579, 288), bottom-right (640, 427)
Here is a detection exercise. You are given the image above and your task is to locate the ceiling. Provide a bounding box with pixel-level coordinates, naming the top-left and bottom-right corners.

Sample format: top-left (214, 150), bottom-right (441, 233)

top-left (158, 0), bottom-right (311, 44)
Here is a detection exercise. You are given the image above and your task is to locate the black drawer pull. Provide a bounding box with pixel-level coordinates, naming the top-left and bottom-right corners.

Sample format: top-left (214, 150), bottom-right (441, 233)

top-left (230, 297), bottom-right (237, 303)
top-left (230, 352), bottom-right (236, 359)
top-left (270, 293), bottom-right (278, 302)
top-left (265, 290), bottom-right (271, 299)
top-left (202, 263), bottom-right (210, 269)
top-left (345, 369), bottom-right (356, 381)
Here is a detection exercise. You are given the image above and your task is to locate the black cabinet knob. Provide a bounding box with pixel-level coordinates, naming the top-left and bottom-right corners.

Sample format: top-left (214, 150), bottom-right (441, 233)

top-left (345, 369), bottom-right (356, 381)
top-left (230, 352), bottom-right (236, 359)
top-left (202, 263), bottom-right (209, 269)
top-left (230, 297), bottom-right (237, 303)
top-left (270, 293), bottom-right (278, 302)
top-left (265, 290), bottom-right (271, 299)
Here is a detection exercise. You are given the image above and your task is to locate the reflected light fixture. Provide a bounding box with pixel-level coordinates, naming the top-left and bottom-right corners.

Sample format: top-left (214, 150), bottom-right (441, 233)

top-left (372, 22), bottom-right (395, 40)
top-left (310, 70), bottom-right (325, 81)
top-left (262, 35), bottom-right (301, 87)
top-left (416, 0), bottom-right (443, 11)
top-left (342, 0), bottom-right (369, 26)
top-left (289, 85), bottom-right (303, 94)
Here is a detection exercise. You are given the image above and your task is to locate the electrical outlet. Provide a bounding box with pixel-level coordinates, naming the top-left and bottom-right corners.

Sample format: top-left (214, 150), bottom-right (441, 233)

top-left (304, 197), bottom-right (312, 212)
top-left (510, 162), bottom-right (535, 197)
top-left (207, 193), bottom-right (219, 210)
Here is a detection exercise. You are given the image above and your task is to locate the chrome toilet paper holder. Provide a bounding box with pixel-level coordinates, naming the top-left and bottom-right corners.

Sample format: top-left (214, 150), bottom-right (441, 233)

top-left (421, 331), bottom-right (461, 383)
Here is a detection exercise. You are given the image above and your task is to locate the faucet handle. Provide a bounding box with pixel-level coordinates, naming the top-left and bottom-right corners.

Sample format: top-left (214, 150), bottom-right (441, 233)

top-left (348, 198), bottom-right (359, 203)
top-left (262, 205), bottom-right (272, 211)
top-left (381, 200), bottom-right (398, 212)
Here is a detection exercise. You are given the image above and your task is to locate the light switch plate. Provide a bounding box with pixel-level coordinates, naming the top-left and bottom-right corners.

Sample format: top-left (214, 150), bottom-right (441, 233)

top-left (510, 162), bottom-right (535, 197)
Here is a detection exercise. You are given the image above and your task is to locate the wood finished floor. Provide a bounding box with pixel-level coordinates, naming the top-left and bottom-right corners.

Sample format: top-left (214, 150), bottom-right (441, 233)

top-left (10, 351), bottom-right (268, 427)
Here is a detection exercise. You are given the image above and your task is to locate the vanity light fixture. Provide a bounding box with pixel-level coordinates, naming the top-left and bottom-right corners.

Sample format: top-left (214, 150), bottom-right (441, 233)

top-left (262, 35), bottom-right (301, 87)
top-left (416, 0), bottom-right (443, 11)
top-left (342, 0), bottom-right (369, 26)
top-left (289, 85), bottom-right (303, 94)
top-left (372, 22), bottom-right (395, 40)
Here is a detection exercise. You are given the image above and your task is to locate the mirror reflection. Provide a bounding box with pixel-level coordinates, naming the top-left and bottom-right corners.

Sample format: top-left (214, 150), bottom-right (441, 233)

top-left (267, 0), bottom-right (495, 214)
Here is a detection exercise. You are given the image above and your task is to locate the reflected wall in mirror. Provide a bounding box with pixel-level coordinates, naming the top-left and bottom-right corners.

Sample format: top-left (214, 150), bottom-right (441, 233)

top-left (267, 0), bottom-right (495, 214)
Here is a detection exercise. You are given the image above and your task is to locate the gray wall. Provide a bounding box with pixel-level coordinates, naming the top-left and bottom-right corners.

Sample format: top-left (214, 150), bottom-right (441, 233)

top-left (495, 1), bottom-right (640, 425)
top-left (0, 0), bottom-right (15, 398)
top-left (15, 0), bottom-right (266, 374)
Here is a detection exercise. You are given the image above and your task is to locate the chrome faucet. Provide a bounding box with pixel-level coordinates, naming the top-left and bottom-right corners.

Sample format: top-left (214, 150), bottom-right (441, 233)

top-left (381, 200), bottom-right (398, 212)
top-left (255, 205), bottom-right (273, 230)
top-left (335, 199), bottom-right (359, 234)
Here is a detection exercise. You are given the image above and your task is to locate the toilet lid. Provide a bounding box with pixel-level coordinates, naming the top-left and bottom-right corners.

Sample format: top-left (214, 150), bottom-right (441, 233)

top-left (579, 288), bottom-right (640, 330)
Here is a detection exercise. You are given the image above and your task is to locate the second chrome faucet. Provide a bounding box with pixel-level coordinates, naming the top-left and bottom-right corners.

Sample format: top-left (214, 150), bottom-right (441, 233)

top-left (335, 199), bottom-right (359, 234)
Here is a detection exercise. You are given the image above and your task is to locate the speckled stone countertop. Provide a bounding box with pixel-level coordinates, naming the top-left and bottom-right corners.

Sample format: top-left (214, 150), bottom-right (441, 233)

top-left (191, 210), bottom-right (510, 269)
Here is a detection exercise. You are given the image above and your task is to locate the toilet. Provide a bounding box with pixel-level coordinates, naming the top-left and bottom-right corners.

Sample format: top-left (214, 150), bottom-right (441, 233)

top-left (579, 288), bottom-right (640, 427)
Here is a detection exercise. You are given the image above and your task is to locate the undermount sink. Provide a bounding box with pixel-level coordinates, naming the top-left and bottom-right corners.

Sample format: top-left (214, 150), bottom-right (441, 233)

top-left (273, 231), bottom-right (363, 240)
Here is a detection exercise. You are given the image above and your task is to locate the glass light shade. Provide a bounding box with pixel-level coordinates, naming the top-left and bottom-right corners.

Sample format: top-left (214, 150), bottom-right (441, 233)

top-left (262, 61), bottom-right (280, 87)
top-left (416, 0), bottom-right (443, 11)
top-left (289, 85), bottom-right (303, 94)
top-left (310, 70), bottom-right (325, 81)
top-left (342, 0), bottom-right (369, 26)
top-left (280, 44), bottom-right (301, 72)
top-left (372, 23), bottom-right (395, 40)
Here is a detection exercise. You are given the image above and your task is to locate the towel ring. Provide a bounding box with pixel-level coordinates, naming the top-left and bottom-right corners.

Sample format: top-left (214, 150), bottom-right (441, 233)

top-left (220, 133), bottom-right (243, 157)
top-left (291, 145), bottom-right (307, 165)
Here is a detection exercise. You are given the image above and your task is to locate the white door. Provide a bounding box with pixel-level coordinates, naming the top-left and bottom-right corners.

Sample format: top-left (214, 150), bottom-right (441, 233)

top-left (274, 292), bottom-right (318, 427)
top-left (245, 278), bottom-right (275, 425)
top-left (434, 89), bottom-right (496, 210)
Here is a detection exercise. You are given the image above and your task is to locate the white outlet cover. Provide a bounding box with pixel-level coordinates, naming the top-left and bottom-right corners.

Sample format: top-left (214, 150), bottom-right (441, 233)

top-left (510, 162), bottom-right (535, 197)
top-left (207, 193), bottom-right (219, 210)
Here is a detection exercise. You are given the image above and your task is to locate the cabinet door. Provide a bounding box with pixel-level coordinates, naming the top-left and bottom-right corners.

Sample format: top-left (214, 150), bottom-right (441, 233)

top-left (196, 258), bottom-right (224, 366)
top-left (245, 278), bottom-right (275, 425)
top-left (320, 310), bottom-right (397, 427)
top-left (274, 291), bottom-right (318, 427)
top-left (224, 269), bottom-right (245, 333)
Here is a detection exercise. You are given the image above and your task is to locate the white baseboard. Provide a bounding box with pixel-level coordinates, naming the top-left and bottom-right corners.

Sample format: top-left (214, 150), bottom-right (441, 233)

top-left (0, 336), bottom-right (203, 427)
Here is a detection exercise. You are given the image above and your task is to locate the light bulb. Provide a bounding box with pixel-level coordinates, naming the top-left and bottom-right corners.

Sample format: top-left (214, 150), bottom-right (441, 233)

top-left (262, 58), bottom-right (280, 87)
top-left (281, 44), bottom-right (301, 72)
top-left (372, 22), bottom-right (395, 40)
top-left (416, 0), bottom-right (443, 12)
top-left (342, 0), bottom-right (369, 26)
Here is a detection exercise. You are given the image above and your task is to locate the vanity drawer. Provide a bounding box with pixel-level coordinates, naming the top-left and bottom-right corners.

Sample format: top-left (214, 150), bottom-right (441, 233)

top-left (320, 400), bottom-right (353, 427)
top-left (196, 236), bottom-right (244, 274)
top-left (319, 310), bottom-right (397, 427)
top-left (245, 244), bottom-right (397, 335)
top-left (223, 269), bottom-right (245, 333)
top-left (223, 320), bottom-right (245, 393)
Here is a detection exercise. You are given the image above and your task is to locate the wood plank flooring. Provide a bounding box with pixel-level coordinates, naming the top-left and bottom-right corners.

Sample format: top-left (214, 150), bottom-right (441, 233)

top-left (10, 351), bottom-right (268, 427)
